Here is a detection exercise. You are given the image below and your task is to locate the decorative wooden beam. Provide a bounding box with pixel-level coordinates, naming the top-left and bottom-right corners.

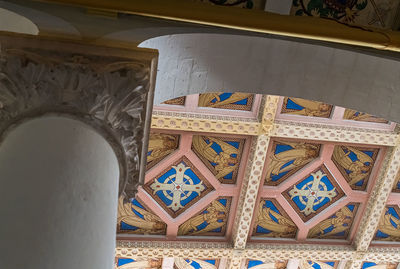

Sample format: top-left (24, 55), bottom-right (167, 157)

top-left (231, 96), bottom-right (280, 250)
top-left (271, 121), bottom-right (398, 146)
top-left (116, 241), bottom-right (400, 262)
top-left (151, 111), bottom-right (398, 146)
top-left (354, 146), bottom-right (400, 251)
top-left (228, 250), bottom-right (244, 269)
top-left (115, 241), bottom-right (232, 259)
top-left (151, 111), bottom-right (259, 136)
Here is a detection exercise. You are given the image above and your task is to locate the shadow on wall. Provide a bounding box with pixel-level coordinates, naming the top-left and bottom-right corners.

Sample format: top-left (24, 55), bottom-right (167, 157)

top-left (0, 8), bottom-right (38, 35)
top-left (138, 33), bottom-right (400, 123)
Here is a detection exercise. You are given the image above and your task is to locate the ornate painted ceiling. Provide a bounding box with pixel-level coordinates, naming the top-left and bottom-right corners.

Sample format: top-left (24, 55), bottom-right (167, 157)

top-left (115, 93), bottom-right (400, 269)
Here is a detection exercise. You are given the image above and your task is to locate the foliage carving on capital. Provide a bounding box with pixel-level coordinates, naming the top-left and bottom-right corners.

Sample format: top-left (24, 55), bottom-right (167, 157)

top-left (0, 46), bottom-right (154, 200)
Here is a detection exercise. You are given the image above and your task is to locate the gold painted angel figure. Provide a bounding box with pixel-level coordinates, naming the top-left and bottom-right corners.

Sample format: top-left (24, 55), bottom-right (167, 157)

top-left (299, 261), bottom-right (335, 269)
top-left (247, 261), bottom-right (287, 269)
top-left (192, 136), bottom-right (240, 180)
top-left (282, 97), bottom-right (332, 117)
top-left (115, 259), bottom-right (162, 269)
top-left (178, 199), bottom-right (228, 236)
top-left (361, 263), bottom-right (397, 269)
top-left (308, 206), bottom-right (354, 239)
top-left (117, 196), bottom-right (166, 234)
top-left (254, 201), bottom-right (297, 238)
top-left (198, 92), bottom-right (253, 109)
top-left (343, 109), bottom-right (388, 123)
top-left (266, 141), bottom-right (319, 182)
top-left (376, 209), bottom-right (400, 241)
top-left (175, 258), bottom-right (217, 269)
top-left (332, 146), bottom-right (374, 187)
top-left (147, 133), bottom-right (179, 165)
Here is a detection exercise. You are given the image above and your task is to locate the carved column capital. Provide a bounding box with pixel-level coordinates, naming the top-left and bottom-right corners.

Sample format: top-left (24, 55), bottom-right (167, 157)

top-left (0, 34), bottom-right (157, 199)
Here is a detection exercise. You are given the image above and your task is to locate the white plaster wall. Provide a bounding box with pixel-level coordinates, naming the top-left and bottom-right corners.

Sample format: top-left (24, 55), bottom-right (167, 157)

top-left (0, 7), bottom-right (38, 34)
top-left (140, 34), bottom-right (400, 122)
top-left (0, 117), bottom-right (119, 269)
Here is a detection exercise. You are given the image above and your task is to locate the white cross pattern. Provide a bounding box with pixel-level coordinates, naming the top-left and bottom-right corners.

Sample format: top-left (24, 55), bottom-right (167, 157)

top-left (150, 163), bottom-right (206, 212)
top-left (289, 170), bottom-right (337, 216)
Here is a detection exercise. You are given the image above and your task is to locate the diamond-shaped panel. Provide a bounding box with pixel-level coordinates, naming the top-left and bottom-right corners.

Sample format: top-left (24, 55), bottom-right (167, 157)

top-left (144, 156), bottom-right (213, 218)
top-left (283, 165), bottom-right (345, 222)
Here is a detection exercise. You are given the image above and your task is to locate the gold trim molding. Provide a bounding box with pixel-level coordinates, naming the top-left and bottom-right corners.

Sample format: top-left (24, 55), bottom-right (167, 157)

top-left (36, 0), bottom-right (400, 52)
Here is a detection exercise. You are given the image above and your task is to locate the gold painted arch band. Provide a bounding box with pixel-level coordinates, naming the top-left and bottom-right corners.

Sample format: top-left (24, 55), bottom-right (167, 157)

top-left (37, 0), bottom-right (400, 52)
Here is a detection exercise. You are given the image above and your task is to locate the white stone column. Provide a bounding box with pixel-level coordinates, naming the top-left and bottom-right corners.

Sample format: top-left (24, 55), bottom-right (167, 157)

top-left (0, 116), bottom-right (119, 269)
top-left (0, 34), bottom-right (157, 269)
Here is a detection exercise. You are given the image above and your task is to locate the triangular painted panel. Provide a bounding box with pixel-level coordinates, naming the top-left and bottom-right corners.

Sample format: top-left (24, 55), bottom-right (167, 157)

top-left (332, 145), bottom-right (379, 191)
top-left (117, 196), bottom-right (166, 235)
top-left (307, 203), bottom-right (359, 240)
top-left (265, 140), bottom-right (321, 186)
top-left (178, 197), bottom-right (232, 236)
top-left (192, 135), bottom-right (245, 184)
top-left (252, 199), bottom-right (298, 238)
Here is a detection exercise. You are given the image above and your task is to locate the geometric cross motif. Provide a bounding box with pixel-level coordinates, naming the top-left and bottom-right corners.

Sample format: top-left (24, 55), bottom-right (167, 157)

top-left (174, 258), bottom-right (219, 269)
top-left (283, 165), bottom-right (344, 222)
top-left (265, 140), bottom-right (321, 186)
top-left (374, 205), bottom-right (400, 242)
top-left (144, 156), bottom-right (213, 218)
top-left (308, 203), bottom-right (359, 240)
top-left (332, 145), bottom-right (379, 191)
top-left (192, 135), bottom-right (245, 184)
top-left (178, 197), bottom-right (231, 236)
top-left (246, 260), bottom-right (287, 269)
top-left (198, 92), bottom-right (254, 111)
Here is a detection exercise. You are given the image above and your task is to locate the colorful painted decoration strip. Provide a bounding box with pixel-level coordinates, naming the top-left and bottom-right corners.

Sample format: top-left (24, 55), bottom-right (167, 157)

top-left (281, 97), bottom-right (332, 118)
top-left (198, 92), bottom-right (254, 111)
